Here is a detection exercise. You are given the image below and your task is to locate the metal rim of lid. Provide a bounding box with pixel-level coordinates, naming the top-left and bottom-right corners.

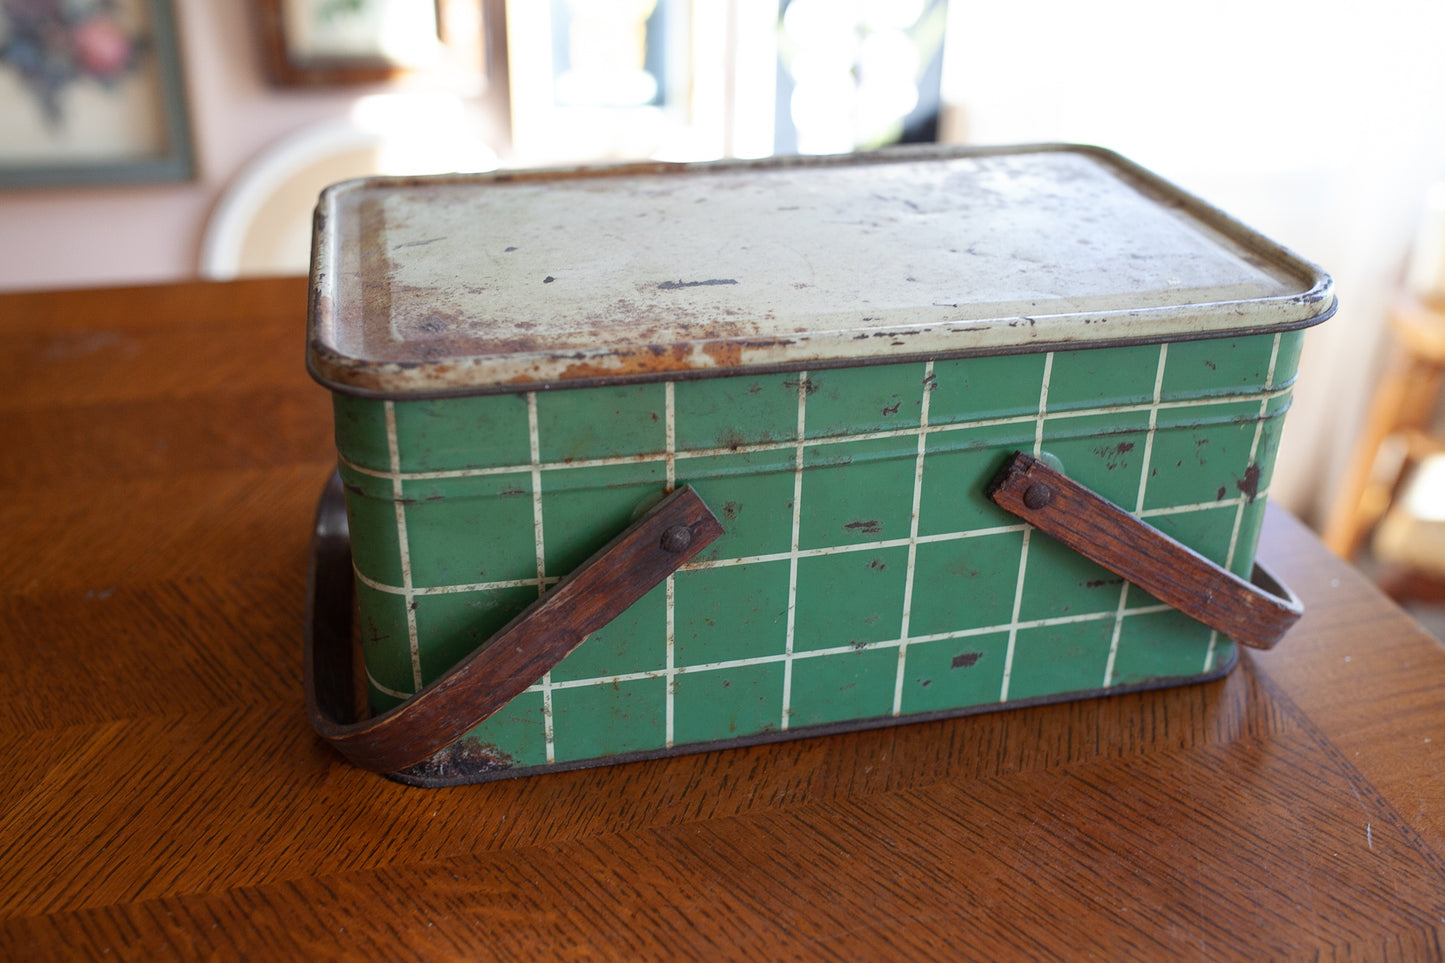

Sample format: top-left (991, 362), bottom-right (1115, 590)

top-left (306, 143), bottom-right (1335, 399)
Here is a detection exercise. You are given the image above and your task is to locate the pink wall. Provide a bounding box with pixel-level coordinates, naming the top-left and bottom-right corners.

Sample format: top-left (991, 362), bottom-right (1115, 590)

top-left (0, 1), bottom-right (400, 292)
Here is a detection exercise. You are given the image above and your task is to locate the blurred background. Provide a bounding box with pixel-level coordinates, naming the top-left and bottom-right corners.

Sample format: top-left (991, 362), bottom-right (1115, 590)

top-left (4, 0), bottom-right (1445, 617)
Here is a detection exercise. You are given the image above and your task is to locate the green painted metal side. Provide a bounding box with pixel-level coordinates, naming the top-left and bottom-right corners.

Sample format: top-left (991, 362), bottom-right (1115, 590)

top-left (332, 330), bottom-right (1303, 773)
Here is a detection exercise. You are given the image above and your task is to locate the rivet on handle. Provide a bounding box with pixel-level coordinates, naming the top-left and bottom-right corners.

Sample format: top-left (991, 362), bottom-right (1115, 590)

top-left (1023, 484), bottom-right (1053, 510)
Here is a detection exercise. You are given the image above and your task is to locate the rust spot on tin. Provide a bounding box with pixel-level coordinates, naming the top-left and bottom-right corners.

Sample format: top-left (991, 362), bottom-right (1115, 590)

top-left (557, 343), bottom-right (692, 380)
top-left (401, 739), bottom-right (517, 780)
top-left (1082, 577), bottom-right (1123, 589)
top-left (882, 401), bottom-right (901, 416)
top-left (657, 278), bottom-right (738, 290)
top-left (845, 520), bottom-right (882, 535)
top-left (867, 559), bottom-right (887, 571)
top-left (702, 341), bottom-right (744, 368)
top-left (1093, 441), bottom-right (1135, 471)
top-left (543, 276), bottom-right (556, 284)
top-left (363, 617), bottom-right (390, 646)
top-left (721, 501), bottom-right (740, 520)
top-left (717, 427), bottom-right (746, 450)
top-left (1236, 463), bottom-right (1262, 502)
top-left (781, 377), bottom-right (819, 396)
top-left (951, 652), bottom-right (982, 669)
top-left (1216, 485), bottom-right (1227, 501)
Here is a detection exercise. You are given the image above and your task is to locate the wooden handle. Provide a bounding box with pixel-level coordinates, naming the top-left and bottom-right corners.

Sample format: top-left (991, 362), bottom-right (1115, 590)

top-left (304, 473), bottom-right (723, 773)
top-left (986, 452), bottom-right (1302, 649)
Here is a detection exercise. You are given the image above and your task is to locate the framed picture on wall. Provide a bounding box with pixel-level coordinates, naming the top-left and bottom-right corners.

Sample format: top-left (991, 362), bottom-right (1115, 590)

top-left (256, 0), bottom-right (488, 87)
top-left (0, 0), bottom-right (193, 189)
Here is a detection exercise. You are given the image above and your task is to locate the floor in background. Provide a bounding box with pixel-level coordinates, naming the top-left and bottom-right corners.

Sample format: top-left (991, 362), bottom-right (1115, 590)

top-left (1405, 604), bottom-right (1445, 645)
top-left (1355, 550), bottom-right (1445, 645)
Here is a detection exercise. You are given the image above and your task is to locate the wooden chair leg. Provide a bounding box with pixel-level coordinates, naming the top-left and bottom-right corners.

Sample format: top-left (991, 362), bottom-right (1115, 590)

top-left (1376, 565), bottom-right (1445, 606)
top-left (1323, 352), bottom-right (1445, 559)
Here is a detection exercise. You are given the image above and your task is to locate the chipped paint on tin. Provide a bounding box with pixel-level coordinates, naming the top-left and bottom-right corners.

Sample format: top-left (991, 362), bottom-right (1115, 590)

top-left (307, 144), bottom-right (1334, 398)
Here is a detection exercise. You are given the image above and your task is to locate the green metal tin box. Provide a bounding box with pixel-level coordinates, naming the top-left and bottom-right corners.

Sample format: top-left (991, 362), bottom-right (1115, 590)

top-left (304, 145), bottom-right (1334, 785)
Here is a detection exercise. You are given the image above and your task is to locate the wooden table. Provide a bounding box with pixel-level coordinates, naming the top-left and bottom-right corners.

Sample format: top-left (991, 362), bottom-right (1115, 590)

top-left (3, 278), bottom-right (1445, 960)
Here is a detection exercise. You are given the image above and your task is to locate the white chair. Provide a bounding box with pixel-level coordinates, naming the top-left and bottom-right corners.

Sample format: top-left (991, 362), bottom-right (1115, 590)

top-left (200, 110), bottom-right (497, 280)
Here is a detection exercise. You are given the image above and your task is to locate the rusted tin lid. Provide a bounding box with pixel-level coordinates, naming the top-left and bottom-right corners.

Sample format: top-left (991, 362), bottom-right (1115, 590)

top-left (308, 144), bottom-right (1334, 397)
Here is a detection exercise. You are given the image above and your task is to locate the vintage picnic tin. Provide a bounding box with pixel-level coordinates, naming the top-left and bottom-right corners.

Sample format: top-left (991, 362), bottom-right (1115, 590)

top-left (305, 144), bottom-right (1334, 785)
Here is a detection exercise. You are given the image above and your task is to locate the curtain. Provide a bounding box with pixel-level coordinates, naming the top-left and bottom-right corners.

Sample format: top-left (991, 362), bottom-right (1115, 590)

top-left (941, 0), bottom-right (1445, 530)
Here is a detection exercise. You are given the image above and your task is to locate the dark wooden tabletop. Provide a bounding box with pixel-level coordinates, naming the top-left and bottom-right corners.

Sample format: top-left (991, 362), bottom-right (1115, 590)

top-left (3, 278), bottom-right (1444, 960)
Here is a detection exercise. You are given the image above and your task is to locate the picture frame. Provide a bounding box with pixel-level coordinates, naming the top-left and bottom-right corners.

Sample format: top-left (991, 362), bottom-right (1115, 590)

top-left (0, 0), bottom-right (194, 189)
top-left (257, 0), bottom-right (487, 88)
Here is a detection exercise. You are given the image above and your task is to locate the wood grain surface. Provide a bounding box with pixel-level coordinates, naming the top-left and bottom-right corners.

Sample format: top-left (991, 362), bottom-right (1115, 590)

top-left (2, 278), bottom-right (1444, 960)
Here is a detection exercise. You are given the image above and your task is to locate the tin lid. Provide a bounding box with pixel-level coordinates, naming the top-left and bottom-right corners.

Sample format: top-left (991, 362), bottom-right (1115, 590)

top-left (308, 144), bottom-right (1334, 397)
